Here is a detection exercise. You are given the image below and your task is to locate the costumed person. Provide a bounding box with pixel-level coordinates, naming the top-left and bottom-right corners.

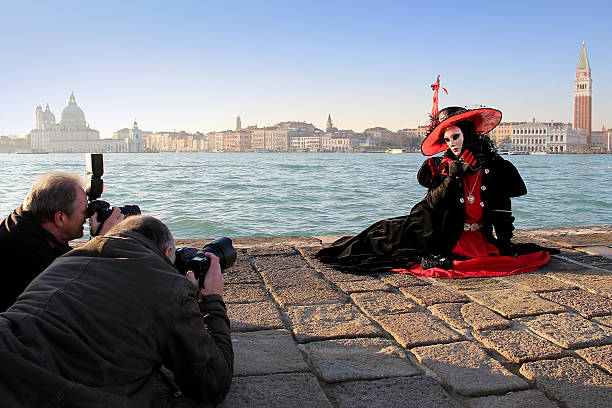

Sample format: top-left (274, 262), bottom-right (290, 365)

top-left (316, 76), bottom-right (552, 278)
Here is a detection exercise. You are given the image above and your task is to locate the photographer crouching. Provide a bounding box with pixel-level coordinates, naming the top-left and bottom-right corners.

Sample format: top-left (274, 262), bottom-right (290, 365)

top-left (0, 172), bottom-right (125, 312)
top-left (0, 215), bottom-right (234, 407)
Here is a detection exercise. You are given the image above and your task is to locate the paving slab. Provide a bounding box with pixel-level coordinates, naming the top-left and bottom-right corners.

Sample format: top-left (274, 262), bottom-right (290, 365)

top-left (465, 390), bottom-right (558, 408)
top-left (520, 357), bottom-right (612, 408)
top-left (374, 312), bottom-right (463, 347)
top-left (223, 283), bottom-right (270, 304)
top-left (550, 270), bottom-right (612, 298)
top-left (350, 290), bottom-right (421, 317)
top-left (592, 315), bottom-right (612, 336)
top-left (268, 280), bottom-right (345, 307)
top-left (499, 272), bottom-right (578, 292)
top-left (246, 246), bottom-right (299, 257)
top-left (473, 329), bottom-right (565, 363)
top-left (522, 312), bottom-right (612, 349)
top-left (575, 344), bottom-right (612, 374)
top-left (232, 330), bottom-right (309, 376)
top-left (436, 277), bottom-right (513, 291)
top-left (300, 337), bottom-right (420, 382)
top-left (220, 372), bottom-right (332, 408)
top-left (581, 245), bottom-right (612, 259)
top-left (252, 254), bottom-right (306, 274)
top-left (335, 278), bottom-right (394, 293)
top-left (411, 341), bottom-right (528, 396)
top-left (223, 255), bottom-right (262, 284)
top-left (538, 289), bottom-right (612, 318)
top-left (379, 273), bottom-right (431, 287)
top-left (428, 302), bottom-right (511, 331)
top-left (539, 255), bottom-right (592, 273)
top-left (328, 376), bottom-right (460, 408)
top-left (285, 303), bottom-right (384, 343)
top-left (468, 289), bottom-right (567, 318)
top-left (226, 301), bottom-right (285, 332)
top-left (400, 284), bottom-right (469, 306)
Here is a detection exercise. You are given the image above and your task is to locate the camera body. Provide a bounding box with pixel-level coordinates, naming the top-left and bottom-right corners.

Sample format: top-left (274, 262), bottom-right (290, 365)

top-left (85, 153), bottom-right (141, 235)
top-left (175, 237), bottom-right (237, 289)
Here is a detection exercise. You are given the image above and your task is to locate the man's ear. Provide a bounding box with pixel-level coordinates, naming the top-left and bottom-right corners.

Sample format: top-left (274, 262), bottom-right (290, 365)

top-left (52, 211), bottom-right (65, 227)
top-left (164, 246), bottom-right (173, 258)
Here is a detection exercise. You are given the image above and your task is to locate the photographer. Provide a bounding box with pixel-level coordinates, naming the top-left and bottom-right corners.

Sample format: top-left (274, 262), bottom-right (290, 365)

top-left (0, 215), bottom-right (233, 407)
top-left (0, 172), bottom-right (124, 311)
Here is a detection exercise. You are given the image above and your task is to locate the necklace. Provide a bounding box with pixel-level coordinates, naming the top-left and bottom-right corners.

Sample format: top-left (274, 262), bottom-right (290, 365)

top-left (466, 169), bottom-right (482, 205)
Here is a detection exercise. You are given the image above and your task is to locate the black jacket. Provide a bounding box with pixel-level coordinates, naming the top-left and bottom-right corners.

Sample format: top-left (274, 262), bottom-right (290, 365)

top-left (0, 207), bottom-right (72, 311)
top-left (0, 230), bottom-right (233, 407)
top-left (316, 155), bottom-right (527, 273)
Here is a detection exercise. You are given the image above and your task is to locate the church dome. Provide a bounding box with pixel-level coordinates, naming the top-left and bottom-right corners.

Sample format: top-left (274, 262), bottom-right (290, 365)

top-left (60, 92), bottom-right (86, 127)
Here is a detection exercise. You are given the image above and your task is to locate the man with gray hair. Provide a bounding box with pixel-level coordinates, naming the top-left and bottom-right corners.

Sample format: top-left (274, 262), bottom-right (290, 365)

top-left (0, 172), bottom-right (122, 311)
top-left (0, 215), bottom-right (233, 407)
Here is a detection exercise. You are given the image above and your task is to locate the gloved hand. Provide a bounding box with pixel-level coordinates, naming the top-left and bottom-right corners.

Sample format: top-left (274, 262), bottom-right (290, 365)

top-left (498, 240), bottom-right (519, 257)
top-left (420, 254), bottom-right (454, 270)
top-left (447, 160), bottom-right (471, 178)
top-left (459, 149), bottom-right (484, 169)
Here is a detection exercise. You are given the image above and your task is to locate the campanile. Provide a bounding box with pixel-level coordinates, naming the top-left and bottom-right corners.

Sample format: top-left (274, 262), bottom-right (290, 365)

top-left (574, 40), bottom-right (592, 146)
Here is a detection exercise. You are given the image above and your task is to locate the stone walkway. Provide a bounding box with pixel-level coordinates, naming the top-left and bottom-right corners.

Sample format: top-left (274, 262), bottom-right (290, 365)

top-left (169, 225), bottom-right (612, 408)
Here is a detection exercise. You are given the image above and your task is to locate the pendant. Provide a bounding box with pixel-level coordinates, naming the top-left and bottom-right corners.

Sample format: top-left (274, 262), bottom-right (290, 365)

top-left (467, 194), bottom-right (475, 204)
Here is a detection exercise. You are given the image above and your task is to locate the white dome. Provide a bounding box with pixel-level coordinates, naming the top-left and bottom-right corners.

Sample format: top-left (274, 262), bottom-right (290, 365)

top-left (60, 92), bottom-right (86, 127)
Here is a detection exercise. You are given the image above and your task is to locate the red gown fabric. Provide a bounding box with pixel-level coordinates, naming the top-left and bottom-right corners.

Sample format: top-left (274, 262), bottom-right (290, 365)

top-left (392, 169), bottom-right (550, 278)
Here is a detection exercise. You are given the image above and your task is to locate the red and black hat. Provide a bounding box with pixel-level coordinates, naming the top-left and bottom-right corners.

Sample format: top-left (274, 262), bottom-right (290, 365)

top-left (420, 76), bottom-right (502, 156)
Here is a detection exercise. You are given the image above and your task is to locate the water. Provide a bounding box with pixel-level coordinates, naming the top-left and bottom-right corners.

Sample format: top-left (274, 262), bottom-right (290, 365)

top-left (1, 152), bottom-right (610, 238)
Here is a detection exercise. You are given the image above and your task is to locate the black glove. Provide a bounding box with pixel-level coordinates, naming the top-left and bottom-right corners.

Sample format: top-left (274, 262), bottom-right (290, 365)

top-left (420, 254), bottom-right (454, 270)
top-left (498, 240), bottom-right (519, 257)
top-left (447, 160), bottom-right (470, 178)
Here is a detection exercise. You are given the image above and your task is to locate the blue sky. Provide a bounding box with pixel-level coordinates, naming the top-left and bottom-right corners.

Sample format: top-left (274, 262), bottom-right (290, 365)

top-left (1, 0), bottom-right (610, 137)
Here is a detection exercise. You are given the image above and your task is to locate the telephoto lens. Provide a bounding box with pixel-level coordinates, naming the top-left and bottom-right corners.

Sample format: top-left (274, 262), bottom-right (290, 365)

top-left (175, 237), bottom-right (237, 289)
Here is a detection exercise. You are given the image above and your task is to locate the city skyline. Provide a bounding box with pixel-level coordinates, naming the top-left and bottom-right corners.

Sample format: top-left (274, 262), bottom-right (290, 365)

top-left (1, 1), bottom-right (611, 138)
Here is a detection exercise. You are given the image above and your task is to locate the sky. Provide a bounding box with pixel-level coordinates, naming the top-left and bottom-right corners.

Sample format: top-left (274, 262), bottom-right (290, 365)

top-left (1, 0), bottom-right (610, 138)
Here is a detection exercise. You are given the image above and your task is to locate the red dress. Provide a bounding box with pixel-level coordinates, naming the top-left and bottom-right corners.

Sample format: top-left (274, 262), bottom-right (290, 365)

top-left (395, 169), bottom-right (550, 278)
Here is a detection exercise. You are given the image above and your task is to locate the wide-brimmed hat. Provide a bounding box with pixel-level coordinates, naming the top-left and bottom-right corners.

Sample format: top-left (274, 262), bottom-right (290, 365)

top-left (421, 106), bottom-right (502, 156)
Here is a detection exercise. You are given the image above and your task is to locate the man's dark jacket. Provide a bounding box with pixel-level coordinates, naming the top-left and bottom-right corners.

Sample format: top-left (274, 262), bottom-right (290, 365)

top-left (0, 207), bottom-right (72, 311)
top-left (0, 230), bottom-right (233, 407)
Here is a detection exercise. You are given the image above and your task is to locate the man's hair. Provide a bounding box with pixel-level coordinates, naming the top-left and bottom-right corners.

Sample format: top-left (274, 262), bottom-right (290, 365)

top-left (105, 215), bottom-right (174, 253)
top-left (23, 173), bottom-right (84, 224)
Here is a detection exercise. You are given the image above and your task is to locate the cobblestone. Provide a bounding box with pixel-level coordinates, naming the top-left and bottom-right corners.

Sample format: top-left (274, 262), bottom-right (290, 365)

top-left (467, 289), bottom-right (567, 318)
top-left (520, 357), bottom-right (612, 408)
top-left (522, 312), bottom-right (612, 349)
top-left (374, 312), bottom-right (463, 347)
top-left (400, 284), bottom-right (469, 306)
top-left (538, 289), bottom-right (612, 318)
top-left (429, 302), bottom-right (511, 331)
top-left (473, 329), bottom-right (566, 363)
top-left (350, 290), bottom-right (420, 317)
top-left (411, 341), bottom-right (528, 396)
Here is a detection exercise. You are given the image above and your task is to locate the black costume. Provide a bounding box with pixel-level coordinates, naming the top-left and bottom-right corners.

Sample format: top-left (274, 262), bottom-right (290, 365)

top-left (316, 152), bottom-right (527, 274)
top-left (0, 229), bottom-right (233, 406)
top-left (0, 206), bottom-right (72, 311)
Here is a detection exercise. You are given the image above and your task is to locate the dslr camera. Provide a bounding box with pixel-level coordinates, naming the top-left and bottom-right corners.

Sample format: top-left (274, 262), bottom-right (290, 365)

top-left (85, 153), bottom-right (141, 235)
top-left (175, 237), bottom-right (237, 289)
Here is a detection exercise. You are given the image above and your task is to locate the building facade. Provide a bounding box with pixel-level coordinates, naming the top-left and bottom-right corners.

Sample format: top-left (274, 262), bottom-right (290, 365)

top-left (28, 93), bottom-right (142, 153)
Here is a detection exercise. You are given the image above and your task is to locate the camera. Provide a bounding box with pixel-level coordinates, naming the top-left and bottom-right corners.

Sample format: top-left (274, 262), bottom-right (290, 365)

top-left (175, 237), bottom-right (237, 289)
top-left (85, 153), bottom-right (141, 235)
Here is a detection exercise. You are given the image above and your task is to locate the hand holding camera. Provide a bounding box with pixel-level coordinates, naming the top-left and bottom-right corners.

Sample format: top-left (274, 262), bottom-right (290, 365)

top-left (175, 237), bottom-right (237, 292)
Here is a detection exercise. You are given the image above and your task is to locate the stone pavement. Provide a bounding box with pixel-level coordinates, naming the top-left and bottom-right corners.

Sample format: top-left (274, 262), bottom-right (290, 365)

top-left (166, 225), bottom-right (612, 407)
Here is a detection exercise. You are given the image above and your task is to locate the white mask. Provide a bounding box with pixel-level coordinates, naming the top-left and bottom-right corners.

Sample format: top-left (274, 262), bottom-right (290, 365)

top-left (443, 125), bottom-right (464, 156)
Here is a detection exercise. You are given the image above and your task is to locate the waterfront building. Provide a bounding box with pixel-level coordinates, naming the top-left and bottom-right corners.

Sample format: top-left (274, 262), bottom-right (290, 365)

top-left (291, 134), bottom-right (322, 151)
top-left (574, 41), bottom-right (592, 146)
top-left (112, 121), bottom-right (149, 152)
top-left (509, 121), bottom-right (587, 153)
top-left (28, 93), bottom-right (130, 153)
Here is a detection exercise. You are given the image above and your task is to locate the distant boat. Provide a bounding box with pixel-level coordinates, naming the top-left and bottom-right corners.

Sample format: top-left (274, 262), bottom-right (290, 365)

top-left (508, 150), bottom-right (530, 155)
top-left (15, 148), bottom-right (48, 154)
top-left (531, 151), bottom-right (548, 155)
top-left (385, 148), bottom-right (406, 154)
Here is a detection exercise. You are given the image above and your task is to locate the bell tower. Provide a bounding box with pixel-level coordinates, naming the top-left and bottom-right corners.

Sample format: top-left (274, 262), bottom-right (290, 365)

top-left (574, 40), bottom-right (592, 147)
